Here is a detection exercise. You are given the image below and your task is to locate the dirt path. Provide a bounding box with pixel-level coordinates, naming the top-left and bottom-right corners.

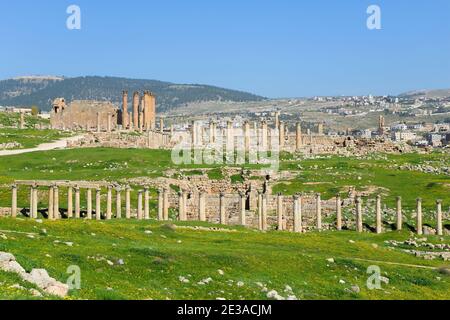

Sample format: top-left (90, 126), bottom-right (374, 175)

top-left (0, 135), bottom-right (84, 157)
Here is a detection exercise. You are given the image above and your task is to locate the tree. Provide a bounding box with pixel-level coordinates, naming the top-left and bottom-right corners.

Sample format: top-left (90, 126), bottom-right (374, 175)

top-left (31, 106), bottom-right (39, 116)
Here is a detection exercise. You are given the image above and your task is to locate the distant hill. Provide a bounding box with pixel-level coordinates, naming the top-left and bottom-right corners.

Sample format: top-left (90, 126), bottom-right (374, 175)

top-left (0, 76), bottom-right (265, 111)
top-left (399, 88), bottom-right (450, 99)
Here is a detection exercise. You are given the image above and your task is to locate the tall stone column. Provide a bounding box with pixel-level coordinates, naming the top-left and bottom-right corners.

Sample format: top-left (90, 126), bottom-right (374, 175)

top-left (316, 193), bottom-right (322, 230)
top-left (199, 192), bottom-right (207, 222)
top-left (277, 193), bottom-right (284, 231)
top-left (116, 188), bottom-right (122, 219)
top-left (75, 187), bottom-right (80, 219)
top-left (219, 193), bottom-right (226, 225)
top-left (239, 192), bottom-right (246, 226)
top-left (122, 91), bottom-right (129, 130)
top-left (144, 187), bottom-right (150, 220)
top-left (262, 193), bottom-right (268, 231)
top-left (336, 194), bottom-right (342, 231)
top-left (293, 194), bottom-right (302, 233)
top-left (95, 188), bottom-right (101, 220)
top-left (209, 121), bottom-right (215, 144)
top-left (436, 200), bottom-right (443, 236)
top-left (296, 123), bottom-right (302, 151)
top-left (96, 112), bottom-right (101, 132)
top-left (125, 186), bottom-right (131, 219)
top-left (157, 190), bottom-right (164, 221)
top-left (183, 191), bottom-right (188, 220)
top-left (416, 198), bottom-right (423, 235)
top-left (178, 191), bottom-right (185, 221)
top-left (53, 186), bottom-right (59, 220)
top-left (244, 121), bottom-right (250, 154)
top-left (67, 187), bottom-right (73, 218)
top-left (279, 121), bottom-right (285, 149)
top-left (132, 91), bottom-right (139, 130)
top-left (257, 192), bottom-right (263, 230)
top-left (48, 187), bottom-right (54, 220)
top-left (106, 186), bottom-right (112, 220)
top-left (274, 111), bottom-right (280, 129)
top-left (356, 196), bottom-right (363, 233)
top-left (396, 196), bottom-right (402, 231)
top-left (107, 113), bottom-right (112, 133)
top-left (29, 186), bottom-right (34, 218)
top-left (376, 195), bottom-right (382, 234)
top-left (137, 190), bottom-right (143, 220)
top-left (87, 188), bottom-right (92, 220)
top-left (163, 189), bottom-right (169, 220)
top-left (11, 185), bottom-right (17, 218)
top-left (32, 185), bottom-right (38, 219)
top-left (261, 121), bottom-right (268, 151)
top-left (160, 118), bottom-right (164, 133)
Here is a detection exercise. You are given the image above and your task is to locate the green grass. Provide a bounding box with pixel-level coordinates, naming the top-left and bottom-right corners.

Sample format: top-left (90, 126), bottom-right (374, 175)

top-left (0, 217), bottom-right (448, 300)
top-left (0, 128), bottom-right (71, 149)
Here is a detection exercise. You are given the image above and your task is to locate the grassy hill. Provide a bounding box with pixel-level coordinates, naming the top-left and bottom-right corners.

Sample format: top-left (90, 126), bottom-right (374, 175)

top-left (0, 76), bottom-right (265, 112)
top-left (0, 217), bottom-right (448, 300)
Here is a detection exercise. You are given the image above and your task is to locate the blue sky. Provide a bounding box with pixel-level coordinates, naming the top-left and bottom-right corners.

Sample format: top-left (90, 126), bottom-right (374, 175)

top-left (0, 0), bottom-right (449, 97)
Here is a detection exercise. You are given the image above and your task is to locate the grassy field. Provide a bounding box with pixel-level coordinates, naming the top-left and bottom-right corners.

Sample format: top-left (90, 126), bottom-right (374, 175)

top-left (0, 217), bottom-right (448, 300)
top-left (0, 128), bottom-right (72, 149)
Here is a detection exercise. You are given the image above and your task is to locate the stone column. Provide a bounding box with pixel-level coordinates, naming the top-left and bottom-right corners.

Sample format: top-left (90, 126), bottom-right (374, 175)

top-left (239, 192), bottom-right (246, 226)
top-left (11, 185), bottom-right (17, 218)
top-left (262, 193), bottom-right (268, 231)
top-left (244, 121), bottom-right (250, 154)
top-left (356, 196), bottom-right (363, 233)
top-left (219, 193), bottom-right (226, 225)
top-left (116, 188), bottom-right (122, 219)
top-left (95, 188), bottom-right (101, 220)
top-left (19, 112), bottom-right (25, 129)
top-left (279, 121), bottom-right (285, 149)
top-left (296, 123), bottom-right (302, 151)
top-left (336, 194), bottom-right (342, 231)
top-left (96, 112), bottom-right (101, 132)
top-left (133, 91), bottom-right (139, 130)
top-left (160, 118), bottom-right (164, 133)
top-left (396, 196), bottom-right (402, 231)
top-left (29, 186), bottom-right (34, 218)
top-left (157, 190), bottom-right (164, 221)
top-left (257, 192), bottom-right (263, 230)
top-left (275, 111), bottom-right (280, 129)
top-left (125, 186), bottom-right (131, 219)
top-left (32, 185), bottom-right (38, 219)
top-left (67, 187), bottom-right (73, 218)
top-left (53, 186), bottom-right (59, 220)
top-left (178, 191), bottom-right (185, 221)
top-left (163, 189), bottom-right (169, 220)
top-left (144, 187), bottom-right (150, 220)
top-left (316, 193), bottom-right (322, 230)
top-left (376, 195), bottom-right (382, 234)
top-left (199, 192), bottom-right (206, 222)
top-left (436, 200), bottom-right (443, 236)
top-left (107, 113), bottom-right (112, 133)
top-left (137, 190), bottom-right (143, 220)
top-left (209, 121), bottom-right (215, 144)
top-left (122, 91), bottom-right (129, 130)
top-left (87, 188), bottom-right (92, 220)
top-left (293, 194), bottom-right (302, 233)
top-left (106, 186), bottom-right (112, 220)
top-left (416, 198), bottom-right (423, 235)
top-left (75, 187), bottom-right (80, 219)
top-left (261, 121), bottom-right (268, 151)
top-left (48, 187), bottom-right (54, 220)
top-left (277, 193), bottom-right (283, 231)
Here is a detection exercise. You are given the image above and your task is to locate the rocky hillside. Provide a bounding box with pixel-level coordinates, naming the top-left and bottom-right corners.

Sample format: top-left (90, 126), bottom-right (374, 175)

top-left (0, 76), bottom-right (265, 111)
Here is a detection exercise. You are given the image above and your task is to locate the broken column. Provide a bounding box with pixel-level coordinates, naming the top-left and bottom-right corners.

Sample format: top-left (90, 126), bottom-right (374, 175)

top-left (243, 121), bottom-right (250, 154)
top-left (261, 120), bottom-right (268, 151)
top-left (376, 195), bottom-right (382, 234)
top-left (239, 192), bottom-right (246, 226)
top-left (137, 190), bottom-right (143, 220)
top-left (396, 196), bottom-right (402, 231)
top-left (67, 187), bottom-right (73, 219)
top-left (219, 193), bottom-right (226, 225)
top-left (178, 191), bottom-right (185, 221)
top-left (436, 200), bottom-right (443, 236)
top-left (87, 188), bottom-right (92, 220)
top-left (356, 196), bottom-right (363, 233)
top-left (96, 112), bottom-right (101, 132)
top-left (116, 187), bottom-right (122, 219)
top-left (132, 92), bottom-right (139, 130)
top-left (278, 121), bottom-right (285, 150)
top-left (316, 193), bottom-right (322, 230)
top-left (11, 185), bottom-right (17, 218)
top-left (32, 185), bottom-right (38, 219)
top-left (144, 187), bottom-right (150, 220)
top-left (257, 191), bottom-right (263, 230)
top-left (106, 186), bottom-right (112, 220)
top-left (416, 198), bottom-right (423, 235)
top-left (157, 189), bottom-right (163, 221)
top-left (107, 113), bottom-right (112, 133)
top-left (163, 189), bottom-right (169, 220)
top-left (293, 194), bottom-right (302, 233)
top-left (277, 193), bottom-right (283, 231)
top-left (48, 186), bottom-right (54, 220)
top-left (160, 118), bottom-right (164, 133)
top-left (29, 186), bottom-right (34, 218)
top-left (122, 91), bottom-right (129, 129)
top-left (53, 186), bottom-right (59, 220)
top-left (95, 188), bottom-right (101, 220)
top-left (262, 193), bottom-right (268, 231)
top-left (19, 112), bottom-right (25, 129)
top-left (336, 194), bottom-right (342, 231)
top-left (125, 186), bottom-right (131, 219)
top-left (199, 192), bottom-right (206, 222)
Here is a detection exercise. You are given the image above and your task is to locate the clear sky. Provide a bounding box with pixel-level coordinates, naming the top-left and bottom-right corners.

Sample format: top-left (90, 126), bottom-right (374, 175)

top-left (0, 0), bottom-right (449, 98)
